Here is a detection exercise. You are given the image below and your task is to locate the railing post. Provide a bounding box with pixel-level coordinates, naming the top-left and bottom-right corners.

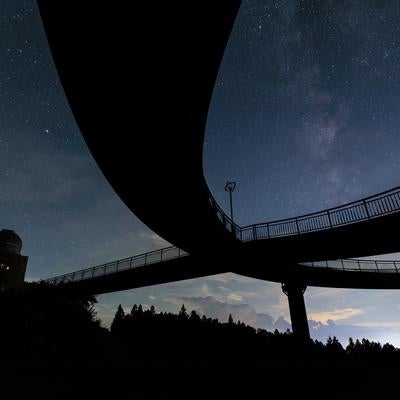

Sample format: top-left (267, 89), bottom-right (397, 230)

top-left (92, 268), bottom-right (95, 278)
top-left (375, 261), bottom-right (379, 272)
top-left (327, 210), bottom-right (333, 228)
top-left (116, 260), bottom-right (120, 272)
top-left (358, 260), bottom-right (361, 271)
top-left (295, 217), bottom-right (300, 234)
top-left (129, 257), bottom-right (133, 269)
top-left (341, 259), bottom-right (345, 270)
top-left (104, 264), bottom-right (107, 275)
top-left (267, 223), bottom-right (270, 239)
top-left (144, 254), bottom-right (147, 266)
top-left (363, 200), bottom-right (371, 219)
top-left (160, 249), bottom-right (163, 262)
top-left (253, 225), bottom-right (257, 240)
top-left (178, 248), bottom-right (181, 257)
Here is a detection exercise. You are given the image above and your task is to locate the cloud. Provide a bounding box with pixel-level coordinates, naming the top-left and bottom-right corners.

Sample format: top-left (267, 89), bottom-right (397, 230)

top-left (352, 322), bottom-right (400, 329)
top-left (308, 319), bottom-right (400, 347)
top-left (275, 316), bottom-right (291, 332)
top-left (226, 292), bottom-right (243, 301)
top-left (207, 273), bottom-right (260, 285)
top-left (308, 287), bottom-right (349, 299)
top-left (198, 283), bottom-right (212, 297)
top-left (176, 296), bottom-right (275, 331)
top-left (308, 308), bottom-right (365, 324)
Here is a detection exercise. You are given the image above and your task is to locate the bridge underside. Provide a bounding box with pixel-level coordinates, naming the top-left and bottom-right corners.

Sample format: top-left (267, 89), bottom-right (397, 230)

top-left (57, 255), bottom-right (400, 297)
top-left (242, 212), bottom-right (400, 263)
top-left (37, 1), bottom-right (400, 343)
top-left (51, 255), bottom-right (227, 296)
top-left (38, 0), bottom-right (400, 264)
top-left (37, 0), bottom-right (241, 255)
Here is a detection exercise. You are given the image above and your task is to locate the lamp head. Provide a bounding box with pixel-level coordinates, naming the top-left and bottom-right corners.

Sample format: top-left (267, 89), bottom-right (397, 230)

top-left (225, 181), bottom-right (236, 192)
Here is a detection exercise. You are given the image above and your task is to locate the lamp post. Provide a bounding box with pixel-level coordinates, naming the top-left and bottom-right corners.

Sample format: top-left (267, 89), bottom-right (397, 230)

top-left (225, 181), bottom-right (236, 223)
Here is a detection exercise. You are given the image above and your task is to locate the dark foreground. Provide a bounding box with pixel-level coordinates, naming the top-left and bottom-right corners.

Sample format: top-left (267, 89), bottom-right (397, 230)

top-left (3, 359), bottom-right (399, 399)
top-left (2, 284), bottom-right (399, 399)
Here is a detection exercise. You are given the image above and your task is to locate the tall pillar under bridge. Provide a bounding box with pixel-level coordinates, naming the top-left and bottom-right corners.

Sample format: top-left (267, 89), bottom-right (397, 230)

top-left (282, 282), bottom-right (310, 342)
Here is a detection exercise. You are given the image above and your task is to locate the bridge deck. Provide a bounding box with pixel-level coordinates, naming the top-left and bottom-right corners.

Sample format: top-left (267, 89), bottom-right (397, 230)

top-left (37, 1), bottom-right (400, 289)
top-left (41, 246), bottom-right (400, 294)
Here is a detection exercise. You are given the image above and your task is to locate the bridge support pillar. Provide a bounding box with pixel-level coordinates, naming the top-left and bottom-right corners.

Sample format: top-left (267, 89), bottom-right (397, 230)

top-left (282, 282), bottom-right (310, 342)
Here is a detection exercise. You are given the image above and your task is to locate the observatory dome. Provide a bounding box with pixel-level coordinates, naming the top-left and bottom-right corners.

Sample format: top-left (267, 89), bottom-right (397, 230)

top-left (0, 230), bottom-right (22, 254)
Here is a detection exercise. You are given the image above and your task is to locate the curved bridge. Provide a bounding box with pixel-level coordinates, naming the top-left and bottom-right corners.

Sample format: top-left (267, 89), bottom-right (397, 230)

top-left (37, 1), bottom-right (400, 340)
top-left (218, 186), bottom-right (400, 241)
top-left (42, 246), bottom-right (400, 295)
top-left (37, 0), bottom-right (400, 264)
top-left (211, 184), bottom-right (400, 262)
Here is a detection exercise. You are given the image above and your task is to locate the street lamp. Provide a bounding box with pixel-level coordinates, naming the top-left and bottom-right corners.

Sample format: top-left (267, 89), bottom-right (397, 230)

top-left (225, 181), bottom-right (236, 223)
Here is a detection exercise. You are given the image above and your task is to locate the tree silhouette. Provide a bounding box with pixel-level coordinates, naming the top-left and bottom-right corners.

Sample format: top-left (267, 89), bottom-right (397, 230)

top-left (189, 309), bottom-right (200, 322)
top-left (111, 304), bottom-right (125, 336)
top-left (179, 304), bottom-right (187, 319)
top-left (130, 304), bottom-right (138, 315)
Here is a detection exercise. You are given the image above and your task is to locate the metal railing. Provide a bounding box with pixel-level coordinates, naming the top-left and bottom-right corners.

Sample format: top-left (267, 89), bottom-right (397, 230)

top-left (208, 193), bottom-right (242, 240)
top-left (42, 185), bottom-right (400, 285)
top-left (208, 185), bottom-right (400, 241)
top-left (42, 246), bottom-right (188, 285)
top-left (301, 258), bottom-right (400, 273)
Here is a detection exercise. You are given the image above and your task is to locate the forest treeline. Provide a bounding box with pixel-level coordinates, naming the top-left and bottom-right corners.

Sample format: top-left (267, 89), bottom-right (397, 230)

top-left (110, 302), bottom-right (400, 362)
top-left (0, 282), bottom-right (399, 365)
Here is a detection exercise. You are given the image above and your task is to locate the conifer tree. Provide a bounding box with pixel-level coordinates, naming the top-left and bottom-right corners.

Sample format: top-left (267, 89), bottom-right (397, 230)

top-left (110, 304), bottom-right (125, 335)
top-left (179, 304), bottom-right (187, 318)
top-left (130, 304), bottom-right (138, 316)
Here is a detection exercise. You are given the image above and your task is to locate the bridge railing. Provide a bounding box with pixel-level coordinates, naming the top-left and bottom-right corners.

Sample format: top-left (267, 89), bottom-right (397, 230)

top-left (208, 193), bottom-right (242, 240)
top-left (301, 259), bottom-right (400, 273)
top-left (208, 185), bottom-right (400, 241)
top-left (42, 246), bottom-right (188, 285)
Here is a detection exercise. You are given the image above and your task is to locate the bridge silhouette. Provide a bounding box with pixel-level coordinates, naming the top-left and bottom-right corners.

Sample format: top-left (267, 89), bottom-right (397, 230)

top-left (37, 0), bottom-right (400, 342)
top-left (42, 246), bottom-right (400, 291)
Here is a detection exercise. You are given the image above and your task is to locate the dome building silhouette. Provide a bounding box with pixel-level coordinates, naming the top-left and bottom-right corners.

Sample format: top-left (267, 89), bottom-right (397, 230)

top-left (0, 229), bottom-right (27, 289)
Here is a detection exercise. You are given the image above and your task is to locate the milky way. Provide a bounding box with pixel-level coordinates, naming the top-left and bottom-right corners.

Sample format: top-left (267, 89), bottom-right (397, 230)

top-left (205, 0), bottom-right (400, 225)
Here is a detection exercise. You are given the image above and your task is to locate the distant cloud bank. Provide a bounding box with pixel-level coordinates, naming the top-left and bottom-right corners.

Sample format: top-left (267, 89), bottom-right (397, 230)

top-left (177, 295), bottom-right (400, 347)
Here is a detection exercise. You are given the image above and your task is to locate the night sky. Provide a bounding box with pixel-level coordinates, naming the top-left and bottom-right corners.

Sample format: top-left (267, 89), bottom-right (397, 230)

top-left (2, 0), bottom-right (400, 345)
top-left (206, 0), bottom-right (400, 224)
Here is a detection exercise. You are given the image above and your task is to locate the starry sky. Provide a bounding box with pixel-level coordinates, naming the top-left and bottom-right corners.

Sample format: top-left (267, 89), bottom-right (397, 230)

top-left (206, 0), bottom-right (400, 224)
top-left (2, 0), bottom-right (400, 346)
